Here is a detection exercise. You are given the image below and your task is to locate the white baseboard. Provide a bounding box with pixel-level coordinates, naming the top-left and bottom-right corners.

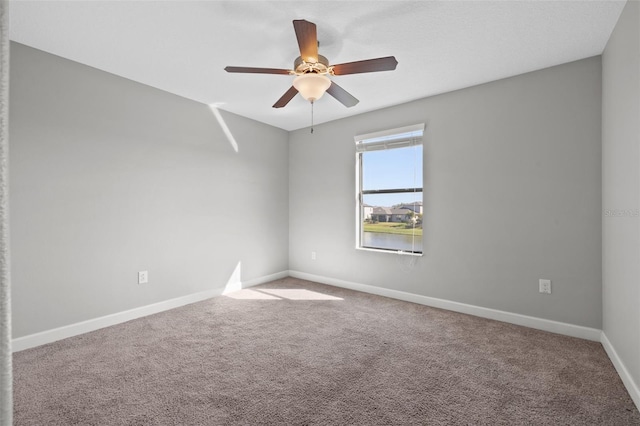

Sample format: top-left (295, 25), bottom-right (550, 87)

top-left (288, 270), bottom-right (602, 342)
top-left (601, 332), bottom-right (640, 410)
top-left (12, 270), bottom-right (289, 352)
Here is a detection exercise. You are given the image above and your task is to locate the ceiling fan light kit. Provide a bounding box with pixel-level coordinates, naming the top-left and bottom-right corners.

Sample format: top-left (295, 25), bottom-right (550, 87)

top-left (224, 19), bottom-right (398, 110)
top-left (293, 73), bottom-right (331, 102)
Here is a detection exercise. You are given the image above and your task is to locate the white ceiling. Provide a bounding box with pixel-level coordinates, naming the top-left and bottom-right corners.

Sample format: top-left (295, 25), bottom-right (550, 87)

top-left (9, 0), bottom-right (625, 131)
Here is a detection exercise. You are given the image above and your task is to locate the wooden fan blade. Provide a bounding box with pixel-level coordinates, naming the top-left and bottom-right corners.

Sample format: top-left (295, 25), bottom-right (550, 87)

top-left (293, 20), bottom-right (318, 63)
top-left (225, 66), bottom-right (291, 75)
top-left (273, 86), bottom-right (299, 108)
top-left (326, 81), bottom-right (359, 108)
top-left (331, 56), bottom-right (398, 75)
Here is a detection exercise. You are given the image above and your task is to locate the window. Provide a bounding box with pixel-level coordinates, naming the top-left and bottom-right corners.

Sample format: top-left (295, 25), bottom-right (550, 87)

top-left (355, 124), bottom-right (424, 255)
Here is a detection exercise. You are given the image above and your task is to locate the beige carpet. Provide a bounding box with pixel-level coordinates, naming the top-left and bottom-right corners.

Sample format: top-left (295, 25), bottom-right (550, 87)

top-left (13, 278), bottom-right (640, 425)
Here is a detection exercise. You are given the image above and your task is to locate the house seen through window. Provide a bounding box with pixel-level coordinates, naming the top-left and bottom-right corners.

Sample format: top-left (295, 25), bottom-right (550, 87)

top-left (355, 124), bottom-right (424, 254)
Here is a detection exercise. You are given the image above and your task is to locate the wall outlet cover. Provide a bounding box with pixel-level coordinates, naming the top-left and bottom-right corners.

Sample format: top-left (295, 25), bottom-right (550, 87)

top-left (539, 279), bottom-right (551, 294)
top-left (138, 271), bottom-right (149, 284)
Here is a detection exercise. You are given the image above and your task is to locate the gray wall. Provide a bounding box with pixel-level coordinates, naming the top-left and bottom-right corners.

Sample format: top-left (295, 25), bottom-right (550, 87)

top-left (10, 43), bottom-right (289, 338)
top-left (9, 39), bottom-right (610, 339)
top-left (290, 57), bottom-right (602, 328)
top-left (602, 0), bottom-right (640, 393)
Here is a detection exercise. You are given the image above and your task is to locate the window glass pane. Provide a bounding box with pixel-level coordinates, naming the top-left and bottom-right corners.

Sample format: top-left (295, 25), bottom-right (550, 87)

top-left (361, 193), bottom-right (423, 253)
top-left (357, 125), bottom-right (423, 254)
top-left (362, 145), bottom-right (423, 191)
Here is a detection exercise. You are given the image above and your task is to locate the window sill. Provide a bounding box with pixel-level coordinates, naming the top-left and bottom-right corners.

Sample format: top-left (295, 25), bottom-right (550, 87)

top-left (356, 246), bottom-right (423, 257)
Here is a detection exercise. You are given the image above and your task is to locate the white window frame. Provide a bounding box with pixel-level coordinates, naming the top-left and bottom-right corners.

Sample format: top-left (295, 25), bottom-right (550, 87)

top-left (355, 123), bottom-right (424, 256)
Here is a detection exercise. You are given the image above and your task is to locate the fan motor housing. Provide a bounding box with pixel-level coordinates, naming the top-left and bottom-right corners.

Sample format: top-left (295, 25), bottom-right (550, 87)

top-left (294, 55), bottom-right (331, 75)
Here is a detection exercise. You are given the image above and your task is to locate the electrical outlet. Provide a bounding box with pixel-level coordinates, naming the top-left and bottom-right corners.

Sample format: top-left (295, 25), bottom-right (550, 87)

top-left (539, 279), bottom-right (551, 294)
top-left (311, 251), bottom-right (317, 260)
top-left (138, 271), bottom-right (148, 284)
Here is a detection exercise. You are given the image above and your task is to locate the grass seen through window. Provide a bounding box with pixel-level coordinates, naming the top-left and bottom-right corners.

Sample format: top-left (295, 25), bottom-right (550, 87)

top-left (363, 221), bottom-right (423, 236)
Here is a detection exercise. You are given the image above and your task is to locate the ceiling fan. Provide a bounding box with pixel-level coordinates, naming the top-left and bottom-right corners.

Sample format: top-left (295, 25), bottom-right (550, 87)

top-left (224, 19), bottom-right (398, 109)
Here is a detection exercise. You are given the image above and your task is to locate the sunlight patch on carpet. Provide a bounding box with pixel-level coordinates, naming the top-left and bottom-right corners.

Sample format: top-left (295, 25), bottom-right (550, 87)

top-left (225, 289), bottom-right (280, 300)
top-left (226, 288), bottom-right (343, 301)
top-left (259, 289), bottom-right (343, 300)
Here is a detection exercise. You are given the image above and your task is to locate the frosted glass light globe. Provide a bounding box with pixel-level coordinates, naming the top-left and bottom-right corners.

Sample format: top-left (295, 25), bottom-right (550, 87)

top-left (293, 74), bottom-right (331, 102)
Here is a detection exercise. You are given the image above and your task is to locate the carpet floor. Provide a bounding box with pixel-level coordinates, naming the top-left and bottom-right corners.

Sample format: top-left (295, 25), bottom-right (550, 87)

top-left (13, 278), bottom-right (640, 425)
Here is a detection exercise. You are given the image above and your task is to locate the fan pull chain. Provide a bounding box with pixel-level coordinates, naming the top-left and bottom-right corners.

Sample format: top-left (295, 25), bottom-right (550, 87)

top-left (310, 100), bottom-right (314, 134)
